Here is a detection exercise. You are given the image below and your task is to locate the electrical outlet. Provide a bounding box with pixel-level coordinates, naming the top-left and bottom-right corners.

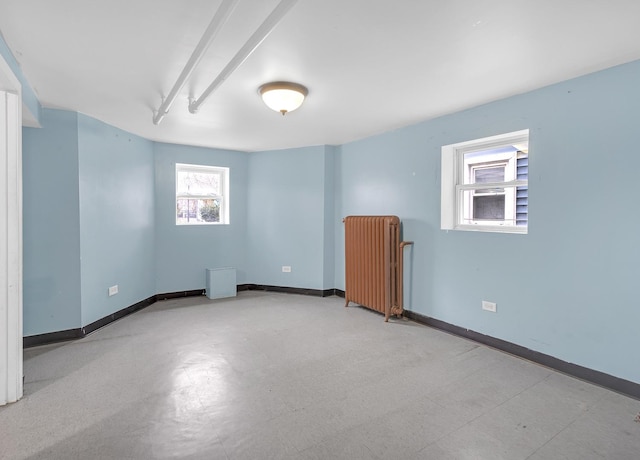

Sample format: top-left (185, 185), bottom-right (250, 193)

top-left (282, 266), bottom-right (291, 273)
top-left (482, 300), bottom-right (497, 312)
top-left (108, 285), bottom-right (118, 296)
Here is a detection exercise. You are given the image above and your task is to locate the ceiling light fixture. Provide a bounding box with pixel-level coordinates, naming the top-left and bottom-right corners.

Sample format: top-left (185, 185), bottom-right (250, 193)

top-left (259, 82), bottom-right (308, 115)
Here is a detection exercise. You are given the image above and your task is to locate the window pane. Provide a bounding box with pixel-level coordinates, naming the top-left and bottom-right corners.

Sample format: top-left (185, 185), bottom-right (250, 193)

top-left (474, 166), bottom-right (504, 184)
top-left (473, 195), bottom-right (505, 220)
top-left (176, 171), bottom-right (220, 196)
top-left (176, 199), bottom-right (197, 223)
top-left (473, 165), bottom-right (505, 194)
top-left (176, 198), bottom-right (220, 224)
top-left (199, 199), bottom-right (220, 223)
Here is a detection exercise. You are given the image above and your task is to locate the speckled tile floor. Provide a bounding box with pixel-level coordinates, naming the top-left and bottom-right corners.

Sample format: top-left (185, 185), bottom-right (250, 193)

top-left (1, 291), bottom-right (639, 459)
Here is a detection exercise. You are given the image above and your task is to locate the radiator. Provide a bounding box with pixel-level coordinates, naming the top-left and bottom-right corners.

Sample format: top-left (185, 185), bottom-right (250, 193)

top-left (343, 215), bottom-right (413, 321)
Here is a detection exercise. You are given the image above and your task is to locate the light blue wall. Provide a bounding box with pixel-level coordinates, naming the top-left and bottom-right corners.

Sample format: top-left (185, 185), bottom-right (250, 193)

top-left (0, 32), bottom-right (41, 124)
top-left (335, 59), bottom-right (640, 384)
top-left (246, 146), bottom-right (326, 289)
top-left (77, 114), bottom-right (156, 326)
top-left (154, 142), bottom-right (249, 293)
top-left (322, 145), bottom-right (337, 290)
top-left (18, 47), bottom-right (640, 387)
top-left (22, 109), bottom-right (81, 334)
top-left (22, 110), bottom-right (156, 333)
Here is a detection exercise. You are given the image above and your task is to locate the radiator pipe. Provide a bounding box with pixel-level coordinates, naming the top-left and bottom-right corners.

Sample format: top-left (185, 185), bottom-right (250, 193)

top-left (397, 241), bottom-right (414, 320)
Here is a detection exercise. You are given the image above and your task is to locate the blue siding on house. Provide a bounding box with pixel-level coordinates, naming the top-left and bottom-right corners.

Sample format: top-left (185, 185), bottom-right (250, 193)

top-left (516, 156), bottom-right (528, 226)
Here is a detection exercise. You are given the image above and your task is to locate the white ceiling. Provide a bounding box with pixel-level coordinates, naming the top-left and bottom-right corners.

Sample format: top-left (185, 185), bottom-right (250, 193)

top-left (1, 0), bottom-right (640, 152)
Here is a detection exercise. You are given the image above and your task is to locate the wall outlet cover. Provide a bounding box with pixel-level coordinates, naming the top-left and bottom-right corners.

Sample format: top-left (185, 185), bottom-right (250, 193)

top-left (108, 285), bottom-right (118, 296)
top-left (282, 266), bottom-right (292, 273)
top-left (482, 300), bottom-right (497, 312)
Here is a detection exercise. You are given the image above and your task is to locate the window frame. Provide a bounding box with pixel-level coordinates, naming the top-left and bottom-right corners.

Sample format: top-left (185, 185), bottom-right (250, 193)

top-left (441, 129), bottom-right (529, 234)
top-left (461, 149), bottom-right (516, 226)
top-left (175, 163), bottom-right (230, 226)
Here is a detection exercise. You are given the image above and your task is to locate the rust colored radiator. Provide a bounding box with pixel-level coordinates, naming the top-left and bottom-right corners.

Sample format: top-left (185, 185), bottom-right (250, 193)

top-left (343, 215), bottom-right (413, 321)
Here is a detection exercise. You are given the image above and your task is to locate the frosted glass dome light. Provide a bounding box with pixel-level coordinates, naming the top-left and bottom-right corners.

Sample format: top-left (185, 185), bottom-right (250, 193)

top-left (259, 82), bottom-right (308, 115)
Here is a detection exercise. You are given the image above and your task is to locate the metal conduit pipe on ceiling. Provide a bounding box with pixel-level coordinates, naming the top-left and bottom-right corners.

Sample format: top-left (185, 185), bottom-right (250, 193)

top-left (188, 0), bottom-right (299, 114)
top-left (152, 0), bottom-right (240, 125)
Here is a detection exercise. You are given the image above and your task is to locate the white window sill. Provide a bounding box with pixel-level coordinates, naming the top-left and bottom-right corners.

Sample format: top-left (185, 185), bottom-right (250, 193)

top-left (176, 222), bottom-right (229, 226)
top-left (452, 224), bottom-right (527, 234)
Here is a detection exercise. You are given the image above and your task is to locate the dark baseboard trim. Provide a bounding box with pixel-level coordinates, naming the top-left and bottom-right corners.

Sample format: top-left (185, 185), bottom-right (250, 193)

top-left (156, 289), bottom-right (205, 300)
top-left (24, 295), bottom-right (158, 348)
top-left (322, 288), bottom-right (341, 298)
top-left (334, 289), bottom-right (345, 298)
top-left (24, 286), bottom-right (336, 348)
top-left (237, 284), bottom-right (338, 298)
top-left (403, 309), bottom-right (640, 401)
top-left (82, 295), bottom-right (157, 336)
top-left (23, 292), bottom-right (197, 349)
top-left (23, 328), bottom-right (84, 348)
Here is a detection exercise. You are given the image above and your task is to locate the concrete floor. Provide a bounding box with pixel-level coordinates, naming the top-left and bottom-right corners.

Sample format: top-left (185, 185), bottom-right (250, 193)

top-left (1, 291), bottom-right (639, 459)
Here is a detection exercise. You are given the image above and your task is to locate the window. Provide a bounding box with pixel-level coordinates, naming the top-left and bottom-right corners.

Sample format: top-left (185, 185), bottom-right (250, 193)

top-left (176, 163), bottom-right (229, 225)
top-left (441, 129), bottom-right (529, 234)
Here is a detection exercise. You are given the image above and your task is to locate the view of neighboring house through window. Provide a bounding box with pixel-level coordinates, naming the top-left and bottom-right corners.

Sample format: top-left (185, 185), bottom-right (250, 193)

top-left (176, 163), bottom-right (229, 225)
top-left (441, 129), bottom-right (529, 234)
